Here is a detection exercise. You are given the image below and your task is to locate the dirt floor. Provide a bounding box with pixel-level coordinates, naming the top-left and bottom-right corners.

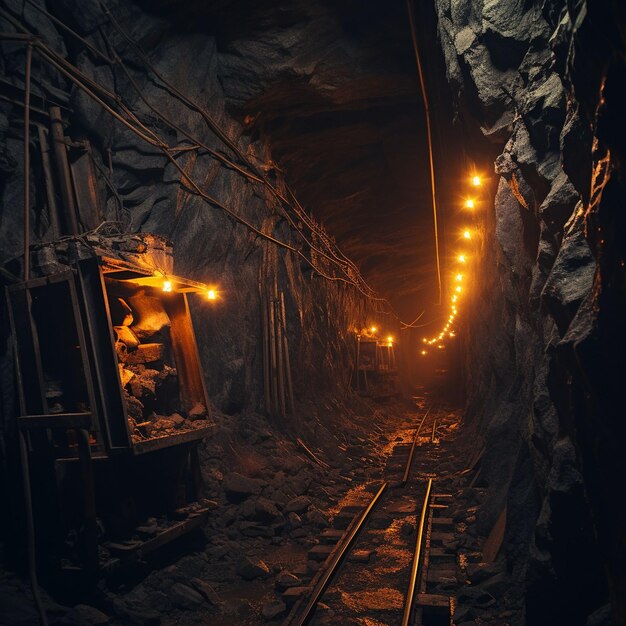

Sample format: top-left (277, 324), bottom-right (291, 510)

top-left (0, 392), bottom-right (525, 626)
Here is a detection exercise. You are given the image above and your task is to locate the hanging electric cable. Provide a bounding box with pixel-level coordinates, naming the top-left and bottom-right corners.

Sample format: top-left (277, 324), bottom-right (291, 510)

top-left (406, 0), bottom-right (442, 306)
top-left (0, 8), bottom-right (431, 327)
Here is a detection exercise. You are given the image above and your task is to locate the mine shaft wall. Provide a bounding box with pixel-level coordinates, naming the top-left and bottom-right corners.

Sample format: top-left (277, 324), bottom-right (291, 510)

top-left (432, 0), bottom-right (626, 623)
top-left (0, 0), bottom-right (390, 534)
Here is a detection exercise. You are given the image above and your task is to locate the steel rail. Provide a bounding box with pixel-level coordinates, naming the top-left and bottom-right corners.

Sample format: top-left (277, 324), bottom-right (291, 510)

top-left (291, 482), bottom-right (388, 626)
top-left (402, 478), bottom-right (433, 626)
top-left (431, 418), bottom-right (438, 443)
top-left (401, 406), bottom-right (432, 487)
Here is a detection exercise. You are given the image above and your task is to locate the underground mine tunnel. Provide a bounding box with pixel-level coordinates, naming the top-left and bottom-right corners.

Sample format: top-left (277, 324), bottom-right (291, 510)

top-left (0, 0), bottom-right (625, 625)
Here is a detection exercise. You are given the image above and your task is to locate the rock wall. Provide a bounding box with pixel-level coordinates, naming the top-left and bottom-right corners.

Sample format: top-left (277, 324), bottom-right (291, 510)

top-left (433, 0), bottom-right (626, 623)
top-left (0, 0), bottom-right (388, 489)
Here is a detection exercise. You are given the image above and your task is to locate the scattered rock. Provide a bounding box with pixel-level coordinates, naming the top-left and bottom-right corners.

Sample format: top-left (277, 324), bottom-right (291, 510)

top-left (275, 571), bottom-right (301, 590)
top-left (187, 402), bottom-right (208, 421)
top-left (255, 497), bottom-right (282, 521)
top-left (190, 578), bottom-right (221, 605)
top-left (457, 587), bottom-right (496, 608)
top-left (261, 600), bottom-right (287, 621)
top-left (169, 583), bottom-right (204, 609)
top-left (348, 549), bottom-right (376, 563)
top-left (287, 511), bottom-right (302, 528)
top-left (466, 561), bottom-right (505, 584)
top-left (223, 472), bottom-right (263, 502)
top-left (284, 496), bottom-right (311, 514)
top-left (480, 571), bottom-right (509, 597)
top-left (170, 413), bottom-right (185, 428)
top-left (304, 507), bottom-right (329, 528)
top-left (236, 556), bottom-right (270, 580)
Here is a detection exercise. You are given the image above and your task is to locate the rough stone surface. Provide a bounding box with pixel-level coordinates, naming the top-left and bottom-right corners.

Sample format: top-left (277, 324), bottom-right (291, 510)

top-left (433, 0), bottom-right (626, 623)
top-left (236, 556), bottom-right (271, 581)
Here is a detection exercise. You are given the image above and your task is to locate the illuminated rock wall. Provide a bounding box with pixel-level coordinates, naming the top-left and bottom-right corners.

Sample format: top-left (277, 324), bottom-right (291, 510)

top-left (434, 0), bottom-right (626, 622)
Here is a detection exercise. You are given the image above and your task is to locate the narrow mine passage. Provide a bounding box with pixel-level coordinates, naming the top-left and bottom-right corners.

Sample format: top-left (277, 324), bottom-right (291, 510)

top-left (1, 2), bottom-right (626, 626)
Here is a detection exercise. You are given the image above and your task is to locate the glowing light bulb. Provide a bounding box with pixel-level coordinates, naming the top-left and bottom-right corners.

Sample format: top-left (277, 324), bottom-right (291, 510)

top-left (162, 280), bottom-right (173, 292)
top-left (465, 199), bottom-right (475, 209)
top-left (463, 230), bottom-right (471, 240)
top-left (458, 255), bottom-right (466, 263)
top-left (370, 326), bottom-right (377, 333)
top-left (472, 175), bottom-right (481, 187)
top-left (421, 350), bottom-right (427, 356)
top-left (452, 295), bottom-right (457, 303)
top-left (422, 338), bottom-right (427, 343)
top-left (207, 289), bottom-right (217, 300)
top-left (438, 344), bottom-right (444, 349)
top-left (449, 331), bottom-right (455, 337)
top-left (455, 273), bottom-right (463, 281)
top-left (387, 336), bottom-right (393, 344)
top-left (456, 286), bottom-right (462, 293)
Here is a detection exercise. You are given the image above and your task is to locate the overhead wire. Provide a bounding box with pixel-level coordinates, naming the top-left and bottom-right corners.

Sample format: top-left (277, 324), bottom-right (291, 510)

top-left (0, 7), bottom-right (429, 323)
top-left (406, 0), bottom-right (442, 306)
top-left (2, 6), bottom-right (386, 302)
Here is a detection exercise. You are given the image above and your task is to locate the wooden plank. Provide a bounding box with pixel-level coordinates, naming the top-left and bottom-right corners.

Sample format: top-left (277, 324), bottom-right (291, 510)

top-left (77, 258), bottom-right (131, 449)
top-left (280, 292), bottom-right (295, 413)
top-left (132, 424), bottom-right (215, 455)
top-left (70, 143), bottom-right (103, 231)
top-left (483, 505), bottom-right (506, 562)
top-left (268, 291), bottom-right (279, 416)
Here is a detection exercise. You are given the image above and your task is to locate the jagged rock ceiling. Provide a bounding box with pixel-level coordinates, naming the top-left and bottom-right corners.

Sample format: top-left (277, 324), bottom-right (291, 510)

top-left (132, 0), bottom-right (454, 319)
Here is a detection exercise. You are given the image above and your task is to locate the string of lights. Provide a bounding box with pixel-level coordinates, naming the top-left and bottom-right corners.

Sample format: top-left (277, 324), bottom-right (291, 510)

top-left (420, 172), bottom-right (483, 356)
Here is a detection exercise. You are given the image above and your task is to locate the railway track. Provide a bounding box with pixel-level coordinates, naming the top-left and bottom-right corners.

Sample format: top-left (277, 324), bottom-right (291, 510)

top-left (282, 407), bottom-right (454, 626)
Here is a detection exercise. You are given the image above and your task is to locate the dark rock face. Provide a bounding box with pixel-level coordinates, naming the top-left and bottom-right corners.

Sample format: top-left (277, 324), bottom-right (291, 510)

top-left (434, 0), bottom-right (626, 623)
top-left (0, 0), bottom-right (391, 427)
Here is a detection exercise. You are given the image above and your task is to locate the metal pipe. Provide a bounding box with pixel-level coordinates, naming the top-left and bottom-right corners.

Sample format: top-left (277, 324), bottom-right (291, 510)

top-left (402, 478), bottom-right (433, 626)
top-left (23, 43), bottom-right (32, 280)
top-left (48, 106), bottom-right (78, 234)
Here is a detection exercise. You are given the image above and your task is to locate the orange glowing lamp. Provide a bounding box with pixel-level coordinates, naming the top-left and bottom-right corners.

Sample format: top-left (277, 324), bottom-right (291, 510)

top-left (465, 199), bottom-right (475, 209)
top-left (471, 175), bottom-right (481, 187)
top-left (455, 273), bottom-right (463, 281)
top-left (463, 230), bottom-right (471, 240)
top-left (458, 255), bottom-right (467, 263)
top-left (370, 326), bottom-right (378, 334)
top-left (162, 280), bottom-right (173, 292)
top-left (207, 289), bottom-right (217, 300)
